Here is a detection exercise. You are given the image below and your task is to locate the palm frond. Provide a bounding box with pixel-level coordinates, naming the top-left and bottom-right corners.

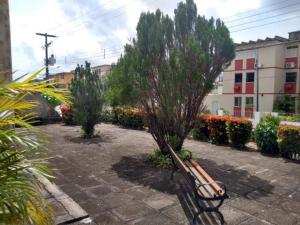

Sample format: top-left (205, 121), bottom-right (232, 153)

top-left (0, 68), bottom-right (69, 224)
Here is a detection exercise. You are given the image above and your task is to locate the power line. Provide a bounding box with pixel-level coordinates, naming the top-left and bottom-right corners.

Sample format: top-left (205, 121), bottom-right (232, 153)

top-left (227, 7), bottom-right (300, 29)
top-left (231, 14), bottom-right (300, 33)
top-left (223, 0), bottom-right (291, 19)
top-left (225, 1), bottom-right (300, 23)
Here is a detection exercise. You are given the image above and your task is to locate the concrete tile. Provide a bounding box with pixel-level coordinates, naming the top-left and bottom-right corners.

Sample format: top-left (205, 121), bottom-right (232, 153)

top-left (219, 205), bottom-right (251, 225)
top-left (162, 204), bottom-right (191, 224)
top-left (93, 211), bottom-right (124, 225)
top-left (256, 207), bottom-right (299, 225)
top-left (129, 212), bottom-right (176, 225)
top-left (112, 202), bottom-right (155, 221)
top-left (143, 193), bottom-right (176, 210)
top-left (227, 197), bottom-right (266, 216)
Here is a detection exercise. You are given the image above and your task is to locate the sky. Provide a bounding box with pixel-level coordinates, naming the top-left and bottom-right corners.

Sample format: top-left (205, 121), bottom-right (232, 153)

top-left (9, 0), bottom-right (300, 79)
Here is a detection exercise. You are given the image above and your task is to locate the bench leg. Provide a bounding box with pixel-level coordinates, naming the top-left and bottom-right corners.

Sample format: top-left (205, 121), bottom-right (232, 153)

top-left (192, 211), bottom-right (201, 225)
top-left (170, 167), bottom-right (178, 180)
top-left (192, 209), bottom-right (225, 225)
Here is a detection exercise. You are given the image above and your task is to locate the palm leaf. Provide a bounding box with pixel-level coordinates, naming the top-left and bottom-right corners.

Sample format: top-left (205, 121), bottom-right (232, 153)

top-left (0, 68), bottom-right (68, 224)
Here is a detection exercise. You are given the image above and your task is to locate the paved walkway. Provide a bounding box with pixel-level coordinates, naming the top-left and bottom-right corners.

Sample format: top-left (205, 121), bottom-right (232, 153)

top-left (41, 124), bottom-right (300, 225)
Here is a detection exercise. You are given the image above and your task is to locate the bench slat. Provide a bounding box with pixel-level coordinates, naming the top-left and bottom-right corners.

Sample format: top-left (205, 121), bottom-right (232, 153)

top-left (189, 159), bottom-right (225, 196)
top-left (185, 162), bottom-right (215, 198)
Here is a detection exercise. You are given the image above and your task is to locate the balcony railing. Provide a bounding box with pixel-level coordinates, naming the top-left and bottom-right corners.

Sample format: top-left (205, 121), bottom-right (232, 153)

top-left (284, 83), bottom-right (296, 94)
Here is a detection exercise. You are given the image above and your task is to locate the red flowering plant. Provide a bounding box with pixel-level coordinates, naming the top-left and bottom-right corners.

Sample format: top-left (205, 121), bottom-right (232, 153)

top-left (60, 105), bottom-right (75, 125)
top-left (113, 107), bottom-right (144, 129)
top-left (206, 115), bottom-right (229, 144)
top-left (226, 117), bottom-right (252, 148)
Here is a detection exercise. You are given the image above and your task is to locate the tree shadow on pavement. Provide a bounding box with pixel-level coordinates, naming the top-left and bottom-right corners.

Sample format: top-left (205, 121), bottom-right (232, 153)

top-left (111, 154), bottom-right (275, 224)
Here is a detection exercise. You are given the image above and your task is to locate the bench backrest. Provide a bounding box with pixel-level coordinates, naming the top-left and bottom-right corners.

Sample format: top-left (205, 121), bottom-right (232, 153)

top-left (168, 146), bottom-right (225, 197)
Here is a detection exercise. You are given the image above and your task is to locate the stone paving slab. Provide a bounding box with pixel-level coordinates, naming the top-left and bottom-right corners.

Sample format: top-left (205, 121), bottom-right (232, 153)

top-left (41, 123), bottom-right (300, 225)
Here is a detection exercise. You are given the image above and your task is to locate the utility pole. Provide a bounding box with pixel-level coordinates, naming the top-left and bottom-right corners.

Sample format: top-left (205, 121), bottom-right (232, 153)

top-left (255, 49), bottom-right (260, 112)
top-left (36, 33), bottom-right (57, 80)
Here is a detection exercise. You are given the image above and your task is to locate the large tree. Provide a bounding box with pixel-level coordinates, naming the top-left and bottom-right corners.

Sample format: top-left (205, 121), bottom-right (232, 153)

top-left (70, 62), bottom-right (103, 138)
top-left (111, 0), bottom-right (235, 153)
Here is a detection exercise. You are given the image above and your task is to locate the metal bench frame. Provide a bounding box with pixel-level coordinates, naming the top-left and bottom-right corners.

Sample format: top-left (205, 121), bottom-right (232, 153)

top-left (169, 149), bottom-right (228, 225)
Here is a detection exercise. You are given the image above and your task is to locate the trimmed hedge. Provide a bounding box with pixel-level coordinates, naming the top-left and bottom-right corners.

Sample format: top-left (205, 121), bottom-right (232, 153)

top-left (278, 125), bottom-right (300, 159)
top-left (191, 114), bottom-right (252, 148)
top-left (226, 117), bottom-right (252, 148)
top-left (206, 115), bottom-right (229, 144)
top-left (192, 115), bottom-right (209, 141)
top-left (113, 107), bottom-right (144, 129)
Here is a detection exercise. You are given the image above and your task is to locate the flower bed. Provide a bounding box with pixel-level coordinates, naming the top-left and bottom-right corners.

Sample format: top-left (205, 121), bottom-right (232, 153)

top-left (192, 114), bottom-right (252, 148)
top-left (113, 107), bottom-right (144, 129)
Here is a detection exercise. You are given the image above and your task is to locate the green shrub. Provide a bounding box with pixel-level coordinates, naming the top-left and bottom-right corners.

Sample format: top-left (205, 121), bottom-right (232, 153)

top-left (278, 125), bottom-right (300, 159)
top-left (264, 114), bottom-right (281, 126)
top-left (255, 121), bottom-right (279, 154)
top-left (69, 62), bottom-right (104, 138)
top-left (147, 149), bottom-right (192, 169)
top-left (114, 107), bottom-right (144, 129)
top-left (207, 115), bottom-right (229, 144)
top-left (192, 115), bottom-right (209, 141)
top-left (100, 109), bottom-right (116, 123)
top-left (226, 117), bottom-right (252, 148)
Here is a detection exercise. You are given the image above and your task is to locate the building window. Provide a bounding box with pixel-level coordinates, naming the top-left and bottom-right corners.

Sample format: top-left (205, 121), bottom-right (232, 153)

top-left (286, 46), bottom-right (298, 49)
top-left (245, 97), bottom-right (254, 108)
top-left (235, 73), bottom-right (242, 83)
top-left (246, 73), bottom-right (254, 82)
top-left (234, 97), bottom-right (242, 107)
top-left (286, 72), bottom-right (297, 83)
top-left (60, 74), bottom-right (64, 80)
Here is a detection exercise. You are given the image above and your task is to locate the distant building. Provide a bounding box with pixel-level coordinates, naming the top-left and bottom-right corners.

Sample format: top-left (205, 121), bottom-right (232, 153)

top-left (204, 31), bottom-right (300, 117)
top-left (91, 64), bottom-right (111, 78)
top-left (0, 0), bottom-right (12, 82)
top-left (50, 72), bottom-right (74, 89)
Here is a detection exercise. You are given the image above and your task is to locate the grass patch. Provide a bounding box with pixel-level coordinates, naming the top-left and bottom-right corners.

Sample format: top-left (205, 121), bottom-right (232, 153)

top-left (147, 148), bottom-right (192, 169)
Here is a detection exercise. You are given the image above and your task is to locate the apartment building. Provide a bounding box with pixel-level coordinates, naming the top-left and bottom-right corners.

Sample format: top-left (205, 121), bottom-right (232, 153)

top-left (91, 64), bottom-right (111, 78)
top-left (50, 72), bottom-right (74, 89)
top-left (0, 0), bottom-right (12, 82)
top-left (205, 31), bottom-right (300, 117)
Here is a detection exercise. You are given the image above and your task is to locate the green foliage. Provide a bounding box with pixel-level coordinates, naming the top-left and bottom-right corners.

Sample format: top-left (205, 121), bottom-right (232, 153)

top-left (264, 114), bottom-right (281, 126)
top-left (191, 115), bottom-right (209, 141)
top-left (100, 108), bottom-right (116, 123)
top-left (226, 118), bottom-right (252, 148)
top-left (273, 95), bottom-right (295, 113)
top-left (108, 0), bottom-right (235, 154)
top-left (278, 125), bottom-right (300, 159)
top-left (278, 115), bottom-right (299, 122)
top-left (0, 68), bottom-right (68, 224)
top-left (105, 61), bottom-right (139, 107)
top-left (147, 148), bottom-right (192, 169)
top-left (255, 120), bottom-right (279, 154)
top-left (113, 107), bottom-right (144, 129)
top-left (70, 62), bottom-right (104, 138)
top-left (42, 94), bottom-right (61, 108)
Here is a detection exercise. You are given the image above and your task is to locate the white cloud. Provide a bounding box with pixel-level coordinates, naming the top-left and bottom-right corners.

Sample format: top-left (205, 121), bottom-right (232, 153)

top-left (10, 0), bottom-right (300, 78)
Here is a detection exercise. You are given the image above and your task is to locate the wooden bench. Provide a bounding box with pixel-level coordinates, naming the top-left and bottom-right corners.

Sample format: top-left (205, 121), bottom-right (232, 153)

top-left (168, 146), bottom-right (228, 225)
